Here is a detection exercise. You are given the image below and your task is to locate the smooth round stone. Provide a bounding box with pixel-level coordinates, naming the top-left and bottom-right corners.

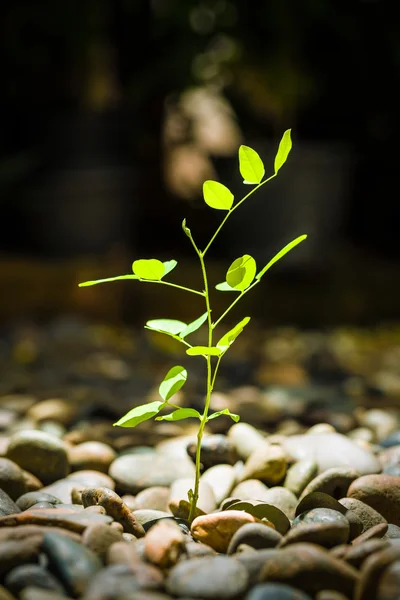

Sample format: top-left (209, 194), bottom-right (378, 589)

top-left (240, 443), bottom-right (287, 486)
top-left (0, 457), bottom-right (26, 500)
top-left (339, 497), bottom-right (387, 533)
top-left (284, 459), bottom-right (318, 497)
top-left (4, 564), bottom-right (65, 596)
top-left (83, 563), bottom-right (164, 600)
top-left (258, 542), bottom-right (359, 597)
top-left (109, 453), bottom-right (195, 494)
top-left (355, 544), bottom-right (400, 600)
top-left (81, 487), bottom-right (145, 538)
top-left (262, 487), bottom-right (297, 520)
top-left (339, 539), bottom-right (390, 569)
top-left (26, 398), bottom-right (79, 426)
top-left (133, 509), bottom-right (173, 527)
top-left (377, 559), bottom-right (400, 600)
top-left (68, 441), bottom-right (117, 473)
top-left (279, 521), bottom-right (349, 549)
top-left (6, 431), bottom-right (69, 485)
top-left (16, 492), bottom-right (62, 511)
top-left (282, 433), bottom-right (381, 475)
top-left (0, 488), bottom-right (21, 516)
top-left (383, 464), bottom-right (400, 477)
top-left (144, 519), bottom-right (186, 568)
top-left (351, 523), bottom-right (388, 545)
top-left (200, 464), bottom-right (236, 505)
top-left (82, 523), bottom-right (123, 559)
top-left (245, 582), bottom-right (312, 599)
top-left (166, 555), bottom-right (249, 599)
top-left (299, 468), bottom-right (360, 501)
top-left (186, 434), bottom-right (237, 468)
top-left (39, 479), bottom-right (84, 504)
top-left (347, 474), bottom-right (400, 526)
top-left (228, 423), bottom-right (265, 460)
top-left (358, 409), bottom-right (398, 442)
top-left (383, 524), bottom-right (400, 540)
top-left (19, 588), bottom-right (79, 600)
top-left (0, 537), bottom-right (42, 578)
top-left (379, 446), bottom-right (400, 470)
top-left (169, 478), bottom-right (216, 515)
top-left (231, 480), bottom-right (270, 501)
top-left (191, 510), bottom-right (262, 553)
top-left (42, 531), bottom-right (102, 597)
top-left (227, 522), bottom-right (282, 553)
top-left (39, 421), bottom-right (66, 439)
top-left (67, 470), bottom-right (115, 490)
top-left (380, 431), bottom-right (400, 448)
top-left (293, 508), bottom-right (349, 529)
top-left (21, 470), bottom-right (43, 493)
top-left (134, 487), bottom-right (170, 512)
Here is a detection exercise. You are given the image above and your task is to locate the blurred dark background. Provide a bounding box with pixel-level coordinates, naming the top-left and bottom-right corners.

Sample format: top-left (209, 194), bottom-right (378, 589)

top-left (1, 0), bottom-right (399, 325)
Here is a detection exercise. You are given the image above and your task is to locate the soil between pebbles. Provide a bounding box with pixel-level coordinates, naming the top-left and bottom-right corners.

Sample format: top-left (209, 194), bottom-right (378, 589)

top-left (1, 319), bottom-right (400, 599)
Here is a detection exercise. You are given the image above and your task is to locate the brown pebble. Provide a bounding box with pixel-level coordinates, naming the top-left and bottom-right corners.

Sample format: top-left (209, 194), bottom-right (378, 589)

top-left (351, 522), bottom-right (388, 545)
top-left (21, 471), bottom-right (43, 493)
top-left (81, 487), bottom-right (145, 538)
top-left (191, 510), bottom-right (264, 553)
top-left (355, 544), bottom-right (400, 600)
top-left (347, 474), bottom-right (400, 526)
top-left (0, 536), bottom-right (42, 577)
top-left (107, 540), bottom-right (141, 566)
top-left (68, 442), bottom-right (116, 473)
top-left (0, 525), bottom-right (81, 544)
top-left (278, 521), bottom-right (349, 549)
top-left (144, 519), bottom-right (186, 568)
top-left (343, 539), bottom-right (390, 568)
top-left (0, 508), bottom-right (112, 533)
top-left (82, 523), bottom-right (123, 559)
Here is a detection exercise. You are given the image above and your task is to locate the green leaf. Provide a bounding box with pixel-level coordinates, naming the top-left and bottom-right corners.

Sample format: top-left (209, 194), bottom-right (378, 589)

top-left (215, 281), bottom-right (241, 292)
top-left (163, 260), bottom-right (178, 276)
top-left (182, 218), bottom-right (191, 237)
top-left (156, 408), bottom-right (201, 421)
top-left (145, 319), bottom-right (187, 336)
top-left (179, 312), bottom-right (208, 339)
top-left (186, 346), bottom-right (222, 357)
top-left (203, 180), bottom-right (234, 211)
top-left (256, 234), bottom-right (307, 280)
top-left (226, 254), bottom-right (257, 291)
top-left (274, 129), bottom-right (292, 174)
top-left (132, 259), bottom-right (164, 280)
top-left (159, 365), bottom-right (188, 401)
top-left (207, 408), bottom-right (240, 422)
top-left (239, 145), bottom-right (265, 184)
top-left (217, 316), bottom-right (251, 351)
top-left (79, 275), bottom-right (139, 287)
top-left (113, 400), bottom-right (166, 428)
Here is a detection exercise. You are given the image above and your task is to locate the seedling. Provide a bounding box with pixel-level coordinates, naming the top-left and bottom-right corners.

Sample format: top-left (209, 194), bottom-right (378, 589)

top-left (79, 130), bottom-right (307, 521)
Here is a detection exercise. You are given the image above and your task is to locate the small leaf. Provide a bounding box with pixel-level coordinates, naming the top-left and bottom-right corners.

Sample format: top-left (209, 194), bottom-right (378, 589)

top-left (207, 409), bottom-right (240, 422)
top-left (256, 234), bottom-right (307, 280)
top-left (145, 319), bottom-right (187, 336)
top-left (114, 400), bottom-right (166, 428)
top-left (163, 260), bottom-right (178, 276)
top-left (274, 129), bottom-right (292, 174)
top-left (79, 274), bottom-right (139, 287)
top-left (186, 346), bottom-right (222, 357)
top-left (132, 259), bottom-right (164, 280)
top-left (226, 254), bottom-right (257, 291)
top-left (203, 180), bottom-right (234, 211)
top-left (215, 281), bottom-right (241, 292)
top-left (217, 316), bottom-right (251, 352)
top-left (179, 312), bottom-right (208, 339)
top-left (239, 145), bottom-right (265, 184)
top-left (188, 488), bottom-right (194, 503)
top-left (159, 365), bottom-right (188, 401)
top-left (182, 218), bottom-right (191, 237)
top-left (156, 408), bottom-right (201, 421)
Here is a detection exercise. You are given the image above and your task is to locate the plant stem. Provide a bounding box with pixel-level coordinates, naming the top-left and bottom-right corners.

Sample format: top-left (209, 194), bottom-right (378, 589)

top-left (149, 279), bottom-right (205, 296)
top-left (213, 279), bottom-right (260, 328)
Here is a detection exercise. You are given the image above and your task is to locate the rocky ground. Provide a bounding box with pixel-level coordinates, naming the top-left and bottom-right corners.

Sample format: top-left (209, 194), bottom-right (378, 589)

top-left (1, 317), bottom-right (400, 599)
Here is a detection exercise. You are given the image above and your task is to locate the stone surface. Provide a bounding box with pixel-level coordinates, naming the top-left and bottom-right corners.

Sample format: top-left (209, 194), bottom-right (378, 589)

top-left (186, 434), bottom-right (237, 468)
top-left (0, 489), bottom-right (21, 517)
top-left (134, 487), bottom-right (170, 512)
top-left (191, 510), bottom-right (262, 553)
top-left (339, 497), bottom-right (387, 533)
top-left (284, 459), bottom-right (318, 497)
top-left (81, 522), bottom-right (123, 559)
top-left (144, 519), bottom-right (186, 568)
top-left (0, 458), bottom-right (27, 500)
top-left (347, 474), bottom-right (400, 526)
top-left (0, 537), bottom-right (42, 578)
top-left (230, 480), bottom-right (271, 502)
top-left (200, 464), bottom-right (236, 505)
top-left (4, 564), bottom-right (65, 597)
top-left (16, 492), bottom-right (62, 511)
top-left (81, 487), bottom-right (145, 537)
top-left (227, 423), bottom-right (265, 460)
top-left (227, 522), bottom-right (282, 553)
top-left (299, 468), bottom-right (360, 500)
top-left (169, 477), bottom-right (216, 515)
top-left (6, 431), bottom-right (69, 485)
top-left (68, 441), bottom-right (117, 473)
top-left (245, 583), bottom-right (312, 599)
top-left (240, 442), bottom-right (287, 486)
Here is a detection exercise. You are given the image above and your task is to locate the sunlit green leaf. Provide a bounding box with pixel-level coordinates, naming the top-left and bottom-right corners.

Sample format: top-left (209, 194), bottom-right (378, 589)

top-left (203, 180), bottom-right (234, 211)
top-left (215, 281), bottom-right (241, 292)
top-left (113, 400), bottom-right (166, 428)
top-left (79, 274), bottom-right (139, 287)
top-left (216, 316), bottom-right (251, 352)
top-left (156, 408), bottom-right (201, 421)
top-left (145, 319), bottom-right (187, 336)
top-left (239, 145), bottom-right (265, 184)
top-left (274, 129), bottom-right (292, 174)
top-left (182, 218), bottom-right (191, 237)
top-left (256, 234), bottom-right (307, 280)
top-left (132, 259), bottom-right (164, 280)
top-left (163, 260), bottom-right (178, 276)
top-left (186, 346), bottom-right (222, 357)
top-left (159, 365), bottom-right (188, 401)
top-left (207, 408), bottom-right (240, 422)
top-left (179, 312), bottom-right (208, 339)
top-left (226, 255), bottom-right (257, 291)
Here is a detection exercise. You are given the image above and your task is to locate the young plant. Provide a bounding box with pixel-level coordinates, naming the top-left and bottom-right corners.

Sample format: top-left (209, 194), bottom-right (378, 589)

top-left (79, 130), bottom-right (307, 521)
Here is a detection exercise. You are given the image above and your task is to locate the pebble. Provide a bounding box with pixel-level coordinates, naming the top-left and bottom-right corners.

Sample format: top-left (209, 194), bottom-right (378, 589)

top-left (109, 453), bottom-right (195, 494)
top-left (240, 442), bottom-right (287, 486)
top-left (0, 489), bottom-right (21, 517)
top-left (81, 487), bottom-right (145, 537)
top-left (279, 521), bottom-right (349, 549)
top-left (230, 479), bottom-right (270, 501)
top-left (166, 555), bottom-right (249, 599)
top-left (354, 543), bottom-right (400, 600)
top-left (380, 430), bottom-right (400, 448)
top-left (134, 487), bottom-right (170, 511)
top-left (261, 487), bottom-right (297, 520)
top-left (26, 398), bottom-right (79, 426)
top-left (83, 563), bottom-right (164, 600)
top-left (357, 408), bottom-right (398, 442)
top-left (377, 559), bottom-right (400, 600)
top-left (191, 510), bottom-right (262, 553)
top-left (42, 531), bottom-right (102, 597)
top-left (384, 524), bottom-right (400, 539)
top-left (338, 538), bottom-right (390, 568)
top-left (144, 519), bottom-right (186, 568)
top-left (67, 441), bottom-right (117, 473)
top-left (222, 499), bottom-right (289, 534)
top-left (299, 467), bottom-right (360, 500)
top-left (258, 542), bottom-right (359, 596)
top-left (351, 522), bottom-right (388, 545)
top-left (347, 474), bottom-right (400, 526)
top-left (169, 477), bottom-right (216, 516)
top-left (282, 433), bottom-right (381, 475)
top-left (0, 537), bottom-right (42, 578)
top-left (21, 470), bottom-right (42, 493)
top-left (227, 522), bottom-right (282, 553)
top-left (0, 458), bottom-right (26, 500)
top-left (227, 423), bottom-right (265, 460)
top-left (339, 497), bottom-right (387, 532)
top-left (186, 434), bottom-right (237, 468)
top-left (67, 470), bottom-right (115, 490)
top-left (81, 522), bottom-right (124, 559)
top-left (19, 588), bottom-right (73, 600)
top-left (4, 564), bottom-right (66, 597)
top-left (284, 459), bottom-right (319, 497)
top-left (0, 507), bottom-right (113, 533)
top-left (245, 582), bottom-right (312, 599)
top-left (6, 431), bottom-right (69, 485)
top-left (200, 464), bottom-right (236, 505)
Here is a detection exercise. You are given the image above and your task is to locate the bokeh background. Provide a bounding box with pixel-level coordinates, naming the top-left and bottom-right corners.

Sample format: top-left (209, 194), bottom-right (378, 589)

top-left (1, 0), bottom-right (399, 326)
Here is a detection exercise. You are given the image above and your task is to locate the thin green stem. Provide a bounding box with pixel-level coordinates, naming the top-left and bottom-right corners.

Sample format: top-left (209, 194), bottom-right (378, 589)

top-left (213, 279), bottom-right (260, 328)
top-left (210, 354), bottom-right (222, 392)
top-left (202, 174), bottom-right (276, 256)
top-left (148, 279), bottom-right (204, 296)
